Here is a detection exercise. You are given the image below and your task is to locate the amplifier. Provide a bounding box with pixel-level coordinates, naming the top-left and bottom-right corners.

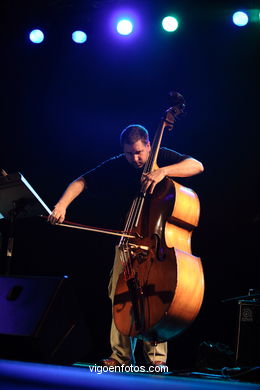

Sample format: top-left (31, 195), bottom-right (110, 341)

top-left (235, 300), bottom-right (260, 366)
top-left (0, 275), bottom-right (91, 363)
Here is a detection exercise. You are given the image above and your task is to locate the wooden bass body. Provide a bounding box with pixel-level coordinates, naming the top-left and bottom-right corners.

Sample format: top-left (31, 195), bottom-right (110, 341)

top-left (113, 177), bottom-right (204, 342)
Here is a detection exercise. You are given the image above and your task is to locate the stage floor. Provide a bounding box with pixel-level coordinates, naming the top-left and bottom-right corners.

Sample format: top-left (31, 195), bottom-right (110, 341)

top-left (0, 359), bottom-right (259, 390)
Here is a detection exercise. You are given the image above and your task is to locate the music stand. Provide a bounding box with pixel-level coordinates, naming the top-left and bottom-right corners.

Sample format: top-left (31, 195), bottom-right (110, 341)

top-left (0, 172), bottom-right (52, 274)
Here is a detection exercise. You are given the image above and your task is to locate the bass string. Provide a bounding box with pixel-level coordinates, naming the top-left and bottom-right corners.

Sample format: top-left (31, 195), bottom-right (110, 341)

top-left (118, 125), bottom-right (160, 269)
top-left (119, 197), bottom-right (139, 269)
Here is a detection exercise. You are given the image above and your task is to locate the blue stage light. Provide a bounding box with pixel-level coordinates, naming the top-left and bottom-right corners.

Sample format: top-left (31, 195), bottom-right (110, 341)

top-left (116, 19), bottom-right (134, 35)
top-left (232, 11), bottom-right (249, 26)
top-left (29, 29), bottom-right (44, 44)
top-left (72, 31), bottom-right (87, 43)
top-left (162, 16), bottom-right (179, 32)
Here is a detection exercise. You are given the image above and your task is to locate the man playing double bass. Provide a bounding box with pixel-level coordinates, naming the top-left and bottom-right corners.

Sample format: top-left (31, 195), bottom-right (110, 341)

top-left (48, 124), bottom-right (204, 367)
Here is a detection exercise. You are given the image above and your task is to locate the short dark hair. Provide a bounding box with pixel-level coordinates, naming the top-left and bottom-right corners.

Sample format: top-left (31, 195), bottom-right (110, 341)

top-left (120, 124), bottom-right (149, 147)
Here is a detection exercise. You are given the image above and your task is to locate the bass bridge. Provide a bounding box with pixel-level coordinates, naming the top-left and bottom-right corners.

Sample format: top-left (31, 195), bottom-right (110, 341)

top-left (128, 243), bottom-right (150, 264)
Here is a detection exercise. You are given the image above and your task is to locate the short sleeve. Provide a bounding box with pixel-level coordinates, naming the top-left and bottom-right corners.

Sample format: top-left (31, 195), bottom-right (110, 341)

top-left (157, 147), bottom-right (190, 166)
top-left (81, 155), bottom-right (124, 195)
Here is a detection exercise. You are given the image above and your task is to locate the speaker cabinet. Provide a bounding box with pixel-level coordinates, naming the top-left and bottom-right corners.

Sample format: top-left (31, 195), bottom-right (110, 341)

top-left (235, 300), bottom-right (260, 366)
top-left (0, 275), bottom-right (91, 363)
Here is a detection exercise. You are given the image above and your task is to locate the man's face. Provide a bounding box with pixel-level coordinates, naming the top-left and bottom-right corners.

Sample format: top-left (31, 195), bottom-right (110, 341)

top-left (123, 140), bottom-right (151, 169)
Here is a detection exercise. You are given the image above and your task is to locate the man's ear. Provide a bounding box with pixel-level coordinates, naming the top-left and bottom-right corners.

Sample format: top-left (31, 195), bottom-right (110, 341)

top-left (147, 141), bottom-right (151, 151)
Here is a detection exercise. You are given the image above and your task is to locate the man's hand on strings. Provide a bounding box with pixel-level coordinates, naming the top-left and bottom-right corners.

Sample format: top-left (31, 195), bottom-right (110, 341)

top-left (141, 168), bottom-right (166, 194)
top-left (47, 203), bottom-right (66, 224)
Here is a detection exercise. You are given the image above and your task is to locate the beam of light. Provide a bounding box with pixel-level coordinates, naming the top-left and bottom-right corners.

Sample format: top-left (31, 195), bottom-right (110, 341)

top-left (162, 16), bottom-right (179, 32)
top-left (72, 30), bottom-right (87, 43)
top-left (116, 19), bottom-right (134, 35)
top-left (232, 11), bottom-right (249, 26)
top-left (29, 29), bottom-right (44, 43)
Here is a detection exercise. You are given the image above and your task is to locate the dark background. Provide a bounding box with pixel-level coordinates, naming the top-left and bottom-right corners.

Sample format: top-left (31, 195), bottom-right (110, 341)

top-left (0, 0), bottom-right (259, 368)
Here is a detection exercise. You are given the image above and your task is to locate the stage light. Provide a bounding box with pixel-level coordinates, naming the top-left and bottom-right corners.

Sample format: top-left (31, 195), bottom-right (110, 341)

top-left (72, 30), bottom-right (87, 43)
top-left (232, 11), bottom-right (249, 26)
top-left (116, 19), bottom-right (134, 35)
top-left (162, 16), bottom-right (179, 32)
top-left (249, 8), bottom-right (260, 23)
top-left (29, 29), bottom-right (44, 43)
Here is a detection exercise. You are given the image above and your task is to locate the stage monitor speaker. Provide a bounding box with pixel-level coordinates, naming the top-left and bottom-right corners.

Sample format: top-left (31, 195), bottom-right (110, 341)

top-left (0, 275), bottom-right (91, 363)
top-left (235, 300), bottom-right (260, 366)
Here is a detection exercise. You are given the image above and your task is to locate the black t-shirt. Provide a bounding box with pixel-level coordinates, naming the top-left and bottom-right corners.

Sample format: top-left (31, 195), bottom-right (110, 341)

top-left (82, 147), bottom-right (189, 230)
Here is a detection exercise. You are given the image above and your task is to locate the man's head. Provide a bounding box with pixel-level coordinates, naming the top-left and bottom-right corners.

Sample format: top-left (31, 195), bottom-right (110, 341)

top-left (120, 125), bottom-right (151, 169)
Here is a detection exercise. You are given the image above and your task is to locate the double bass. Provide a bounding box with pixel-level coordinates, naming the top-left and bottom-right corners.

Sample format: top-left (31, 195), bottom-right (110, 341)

top-left (113, 92), bottom-right (204, 342)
